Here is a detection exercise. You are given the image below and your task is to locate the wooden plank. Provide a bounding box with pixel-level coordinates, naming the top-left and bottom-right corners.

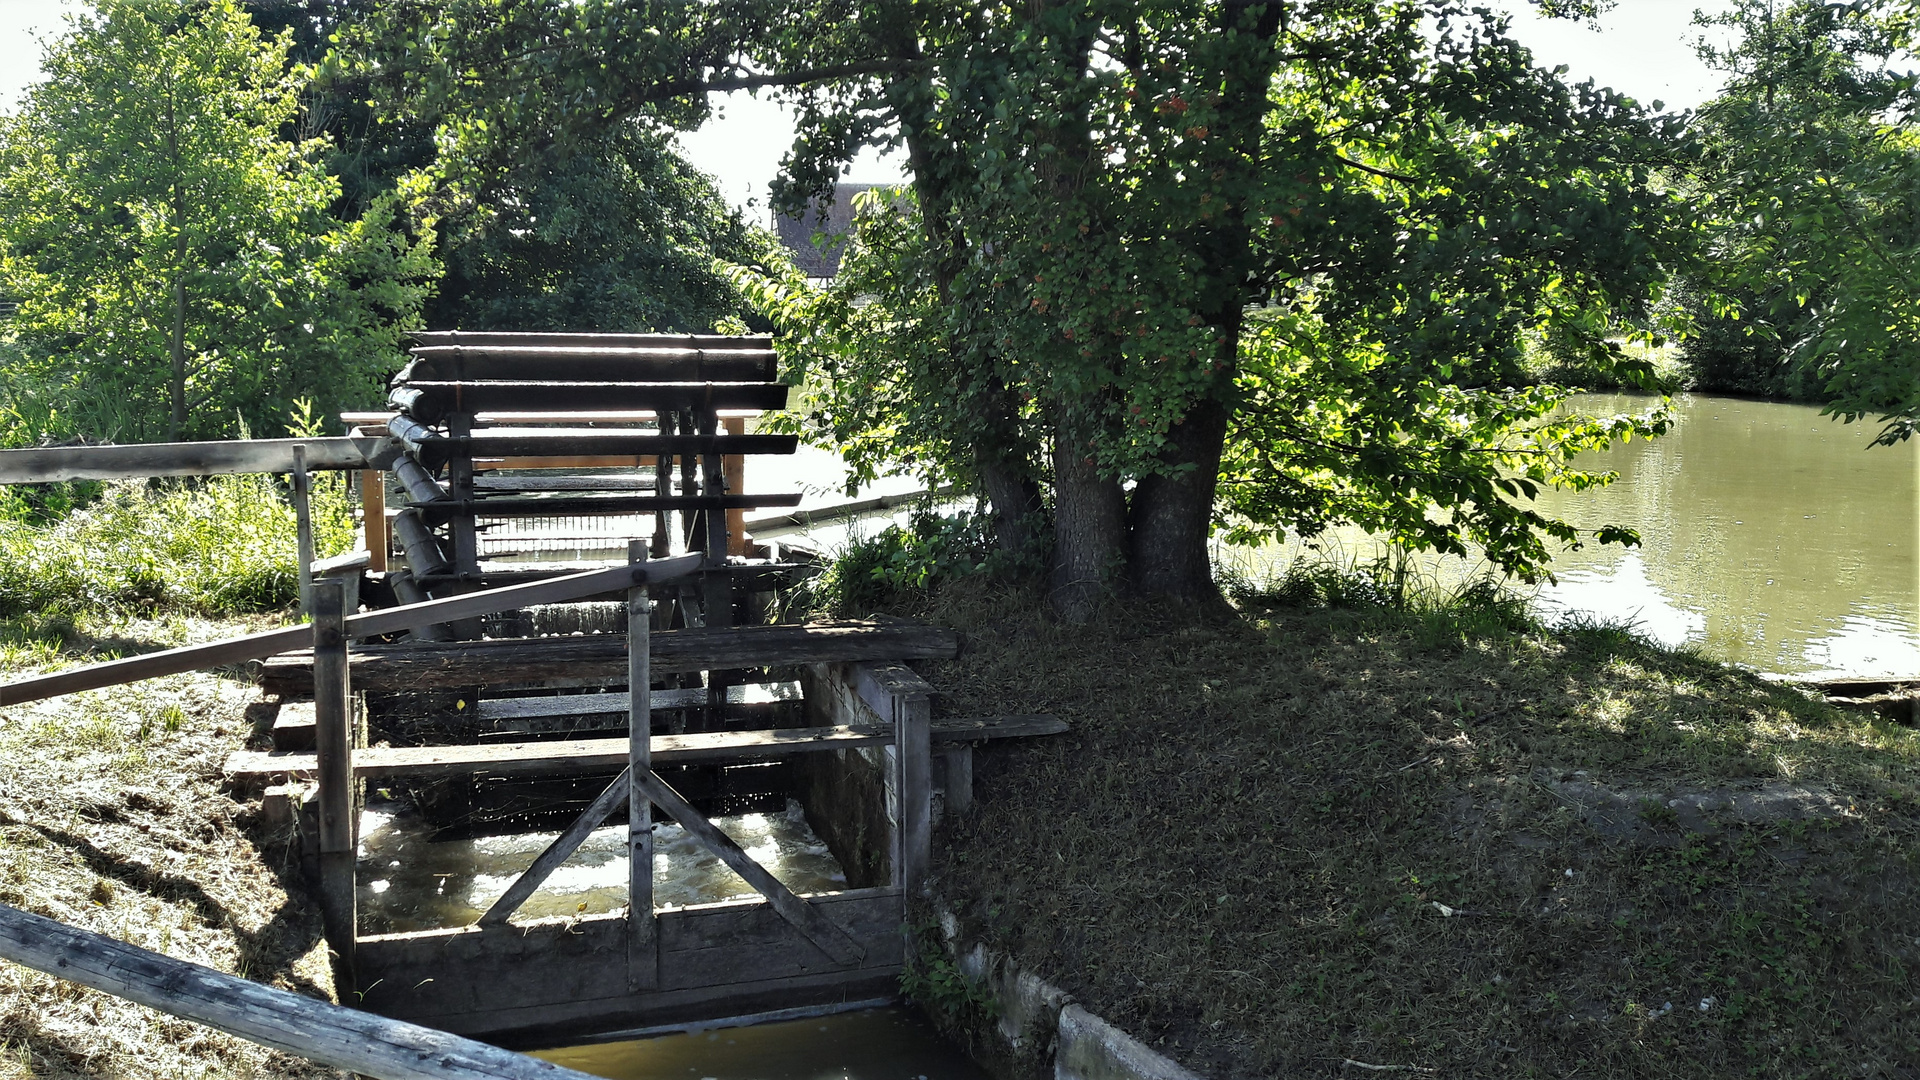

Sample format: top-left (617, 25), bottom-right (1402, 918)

top-left (467, 433), bottom-right (796, 459)
top-left (478, 770), bottom-right (631, 928)
top-left (311, 583), bottom-right (356, 985)
top-left (471, 476), bottom-right (658, 492)
top-left (225, 725), bottom-right (894, 781)
top-left (0, 556), bottom-right (706, 707)
top-left (0, 903), bottom-right (603, 1080)
top-left (425, 493), bottom-right (801, 519)
top-left (0, 436), bottom-right (384, 484)
top-left (742, 486), bottom-right (958, 532)
top-left (391, 382), bottom-right (788, 424)
top-left (258, 620), bottom-right (961, 696)
top-left (223, 715), bottom-right (1063, 781)
top-left (360, 470), bottom-right (388, 573)
top-left (403, 347), bottom-right (777, 383)
top-left (411, 331), bottom-right (772, 351)
top-left (631, 769), bottom-right (863, 965)
top-left (475, 681), bottom-right (801, 722)
top-left (724, 417), bottom-right (749, 556)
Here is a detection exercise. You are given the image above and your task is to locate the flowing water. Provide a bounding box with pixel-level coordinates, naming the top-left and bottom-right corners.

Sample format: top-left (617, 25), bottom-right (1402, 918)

top-left (1227, 393), bottom-right (1919, 679)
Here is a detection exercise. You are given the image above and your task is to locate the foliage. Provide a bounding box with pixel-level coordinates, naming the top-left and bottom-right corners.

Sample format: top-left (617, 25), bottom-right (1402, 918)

top-left (808, 509), bottom-right (1042, 614)
top-left (428, 123), bottom-right (781, 332)
top-left (0, 474), bottom-right (354, 618)
top-left (0, 0), bottom-right (437, 443)
top-left (1685, 0), bottom-right (1920, 442)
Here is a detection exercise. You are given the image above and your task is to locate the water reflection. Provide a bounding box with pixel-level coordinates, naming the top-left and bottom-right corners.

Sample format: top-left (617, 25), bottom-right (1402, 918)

top-left (357, 797), bottom-right (847, 935)
top-left (1226, 394), bottom-right (1919, 678)
top-left (534, 1007), bottom-right (991, 1080)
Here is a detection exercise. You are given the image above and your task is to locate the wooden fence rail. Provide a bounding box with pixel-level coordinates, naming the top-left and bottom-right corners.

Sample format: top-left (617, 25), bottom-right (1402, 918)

top-left (0, 553), bottom-right (704, 707)
top-left (0, 437), bottom-right (389, 483)
top-left (0, 902), bottom-right (598, 1080)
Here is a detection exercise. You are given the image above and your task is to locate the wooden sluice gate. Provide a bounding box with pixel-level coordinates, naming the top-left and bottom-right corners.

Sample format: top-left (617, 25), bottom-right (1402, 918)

top-left (0, 329), bottom-right (1067, 1062)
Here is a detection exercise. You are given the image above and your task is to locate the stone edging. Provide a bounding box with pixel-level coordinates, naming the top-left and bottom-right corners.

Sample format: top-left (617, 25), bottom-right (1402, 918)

top-left (934, 907), bottom-right (1203, 1080)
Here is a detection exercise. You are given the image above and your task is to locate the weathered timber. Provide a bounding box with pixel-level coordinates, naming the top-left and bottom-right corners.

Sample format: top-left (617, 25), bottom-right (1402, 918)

top-left (742, 487), bottom-right (956, 533)
top-left (0, 902), bottom-right (600, 1080)
top-left (0, 556), bottom-right (706, 707)
top-left (353, 891), bottom-right (901, 1043)
top-left (391, 382), bottom-right (788, 425)
top-left (855, 662), bottom-right (932, 898)
top-left (0, 436), bottom-right (391, 484)
top-left (478, 769), bottom-right (633, 927)
top-left (418, 492), bottom-right (802, 520)
top-left (475, 681), bottom-right (801, 722)
top-left (633, 769), bottom-right (863, 965)
top-left (471, 475), bottom-right (658, 492)
top-left (401, 347), bottom-right (777, 384)
top-left (625, 540), bottom-right (657, 990)
top-left (257, 620), bottom-right (961, 696)
top-left (223, 716), bottom-right (1062, 782)
top-left (360, 469), bottom-right (388, 572)
top-left (388, 425), bottom-right (794, 470)
top-left (412, 331), bottom-right (771, 351)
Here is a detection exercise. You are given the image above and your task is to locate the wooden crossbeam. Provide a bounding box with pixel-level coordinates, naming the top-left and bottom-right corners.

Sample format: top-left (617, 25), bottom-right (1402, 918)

top-left (633, 769), bottom-right (864, 965)
top-left (222, 716), bottom-right (1067, 782)
top-left (478, 768), bottom-right (633, 928)
top-left (0, 554), bottom-right (704, 707)
top-left (0, 436), bottom-right (387, 484)
top-left (391, 382), bottom-right (788, 424)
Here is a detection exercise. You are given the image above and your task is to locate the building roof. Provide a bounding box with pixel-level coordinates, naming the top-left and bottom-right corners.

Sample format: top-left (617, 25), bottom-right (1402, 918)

top-left (772, 183), bottom-right (883, 278)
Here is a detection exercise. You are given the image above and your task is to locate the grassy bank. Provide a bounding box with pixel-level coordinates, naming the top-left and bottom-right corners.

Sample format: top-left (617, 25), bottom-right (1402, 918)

top-left (891, 579), bottom-right (1920, 1079)
top-left (0, 613), bottom-right (334, 1080)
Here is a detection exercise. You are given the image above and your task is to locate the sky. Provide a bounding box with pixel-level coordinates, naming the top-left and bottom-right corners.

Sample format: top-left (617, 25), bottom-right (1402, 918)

top-left (0, 0), bottom-right (1737, 215)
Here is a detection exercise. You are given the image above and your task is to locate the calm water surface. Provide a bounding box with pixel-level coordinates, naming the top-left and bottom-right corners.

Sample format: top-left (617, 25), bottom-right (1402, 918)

top-left (534, 1008), bottom-right (990, 1080)
top-left (1229, 393), bottom-right (1919, 678)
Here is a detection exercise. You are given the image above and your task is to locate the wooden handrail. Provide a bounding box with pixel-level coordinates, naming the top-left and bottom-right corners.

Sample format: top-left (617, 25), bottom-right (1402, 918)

top-left (0, 553), bottom-right (704, 707)
top-left (0, 437), bottom-right (391, 484)
top-left (0, 902), bottom-right (598, 1080)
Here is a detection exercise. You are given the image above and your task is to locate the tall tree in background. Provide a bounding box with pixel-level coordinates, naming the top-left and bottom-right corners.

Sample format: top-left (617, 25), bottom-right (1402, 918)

top-left (0, 0), bottom-right (436, 442)
top-left (1687, 0), bottom-right (1920, 443)
top-left (346, 0), bottom-right (1683, 617)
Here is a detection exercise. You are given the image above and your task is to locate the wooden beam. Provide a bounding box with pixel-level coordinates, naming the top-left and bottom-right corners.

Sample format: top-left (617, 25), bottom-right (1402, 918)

top-left (478, 769), bottom-right (632, 928)
top-left (0, 436), bottom-right (385, 484)
top-left (391, 382), bottom-right (788, 424)
top-left (0, 903), bottom-right (601, 1080)
top-left (412, 331), bottom-right (772, 351)
top-left (257, 619), bottom-right (961, 696)
top-left (626, 540), bottom-right (657, 990)
top-left (474, 681), bottom-right (800, 722)
top-left (361, 470), bottom-right (388, 573)
top-left (632, 769), bottom-right (864, 965)
top-left (310, 582), bottom-right (355, 984)
top-left (222, 715), bottom-right (1065, 782)
top-left (418, 493), bottom-right (802, 520)
top-left (0, 556), bottom-right (706, 707)
top-left (403, 347), bottom-right (777, 383)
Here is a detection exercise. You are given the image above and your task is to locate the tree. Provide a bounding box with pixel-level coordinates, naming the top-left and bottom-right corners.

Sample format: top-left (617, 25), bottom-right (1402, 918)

top-left (0, 0), bottom-right (436, 443)
top-left (1688, 0), bottom-right (1920, 444)
top-left (346, 0), bottom-right (1683, 617)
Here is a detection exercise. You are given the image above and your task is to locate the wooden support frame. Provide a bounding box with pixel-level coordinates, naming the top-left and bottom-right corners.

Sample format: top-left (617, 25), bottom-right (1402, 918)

top-left (311, 581), bottom-right (356, 982)
top-left (848, 662), bottom-right (935, 897)
top-left (626, 540), bottom-right (657, 990)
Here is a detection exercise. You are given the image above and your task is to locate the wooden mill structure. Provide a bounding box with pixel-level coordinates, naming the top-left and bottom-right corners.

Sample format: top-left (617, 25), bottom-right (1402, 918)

top-left (0, 330), bottom-right (1063, 1054)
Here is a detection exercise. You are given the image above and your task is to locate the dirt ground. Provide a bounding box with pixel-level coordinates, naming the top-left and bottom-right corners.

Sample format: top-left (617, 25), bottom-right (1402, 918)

top-left (0, 613), bottom-right (338, 1080)
top-left (908, 583), bottom-right (1920, 1080)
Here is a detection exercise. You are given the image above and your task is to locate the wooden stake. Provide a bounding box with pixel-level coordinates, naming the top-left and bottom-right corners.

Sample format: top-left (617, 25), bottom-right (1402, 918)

top-left (627, 540), bottom-right (657, 991)
top-left (311, 580), bottom-right (356, 986)
top-left (292, 444), bottom-right (314, 617)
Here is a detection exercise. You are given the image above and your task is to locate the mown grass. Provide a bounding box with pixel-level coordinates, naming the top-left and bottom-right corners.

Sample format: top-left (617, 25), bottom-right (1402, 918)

top-left (896, 574), bottom-right (1920, 1079)
top-left (0, 475), bottom-right (355, 621)
top-left (0, 613), bottom-right (334, 1080)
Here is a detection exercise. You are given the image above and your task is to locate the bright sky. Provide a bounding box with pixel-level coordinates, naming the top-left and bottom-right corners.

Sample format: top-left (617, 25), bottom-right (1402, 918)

top-left (0, 0), bottom-right (1736, 216)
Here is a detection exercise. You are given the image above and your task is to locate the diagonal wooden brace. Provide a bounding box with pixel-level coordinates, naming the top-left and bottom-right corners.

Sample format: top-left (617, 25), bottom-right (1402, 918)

top-left (477, 767), bottom-right (632, 928)
top-left (631, 769), bottom-right (865, 966)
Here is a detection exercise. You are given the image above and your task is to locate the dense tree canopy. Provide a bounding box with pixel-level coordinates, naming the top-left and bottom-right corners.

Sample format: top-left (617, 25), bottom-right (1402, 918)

top-left (347, 0), bottom-right (1685, 616)
top-left (0, 0), bottom-right (436, 442)
top-left (1684, 0), bottom-right (1920, 444)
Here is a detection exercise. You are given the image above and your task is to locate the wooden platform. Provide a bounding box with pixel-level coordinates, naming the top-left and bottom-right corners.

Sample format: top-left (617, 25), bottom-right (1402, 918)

top-left (259, 620), bottom-right (962, 696)
top-left (225, 715), bottom-right (1065, 782)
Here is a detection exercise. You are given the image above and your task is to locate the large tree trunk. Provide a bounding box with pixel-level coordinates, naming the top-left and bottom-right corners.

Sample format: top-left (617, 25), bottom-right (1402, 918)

top-left (1128, 392), bottom-right (1231, 606)
top-left (1050, 402), bottom-right (1128, 621)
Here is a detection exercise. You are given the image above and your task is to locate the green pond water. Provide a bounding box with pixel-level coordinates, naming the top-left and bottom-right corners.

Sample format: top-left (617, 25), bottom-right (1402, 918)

top-left (1227, 393), bottom-right (1919, 678)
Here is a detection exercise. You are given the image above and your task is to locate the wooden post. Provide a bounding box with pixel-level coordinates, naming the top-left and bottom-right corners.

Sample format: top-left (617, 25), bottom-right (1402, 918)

top-left (360, 470), bottom-right (387, 573)
top-left (292, 444), bottom-right (314, 617)
top-left (626, 539), bottom-right (656, 991)
top-left (895, 687), bottom-right (931, 897)
top-left (447, 414), bottom-right (479, 581)
top-left (722, 416), bottom-right (748, 557)
top-left (0, 902), bottom-right (605, 1080)
top-left (311, 580), bottom-right (356, 986)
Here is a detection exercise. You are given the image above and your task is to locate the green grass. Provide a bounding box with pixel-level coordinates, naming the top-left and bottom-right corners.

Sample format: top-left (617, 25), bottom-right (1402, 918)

top-left (0, 474), bottom-right (355, 620)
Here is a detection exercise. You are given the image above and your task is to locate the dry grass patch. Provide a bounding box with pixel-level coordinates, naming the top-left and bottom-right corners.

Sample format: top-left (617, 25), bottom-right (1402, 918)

top-left (0, 613), bottom-right (336, 1080)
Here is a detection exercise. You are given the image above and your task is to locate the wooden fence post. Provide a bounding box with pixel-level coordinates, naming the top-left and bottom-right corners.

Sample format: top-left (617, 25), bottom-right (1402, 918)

top-left (292, 444), bottom-right (314, 617)
top-left (311, 580), bottom-right (356, 986)
top-left (627, 540), bottom-right (657, 990)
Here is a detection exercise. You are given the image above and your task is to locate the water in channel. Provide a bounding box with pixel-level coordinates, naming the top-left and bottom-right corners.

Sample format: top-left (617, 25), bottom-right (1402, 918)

top-left (534, 1007), bottom-right (991, 1080)
top-left (1228, 393), bottom-right (1919, 679)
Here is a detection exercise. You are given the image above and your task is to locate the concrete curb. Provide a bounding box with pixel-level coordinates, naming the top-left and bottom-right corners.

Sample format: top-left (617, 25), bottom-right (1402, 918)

top-left (933, 905), bottom-right (1202, 1080)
